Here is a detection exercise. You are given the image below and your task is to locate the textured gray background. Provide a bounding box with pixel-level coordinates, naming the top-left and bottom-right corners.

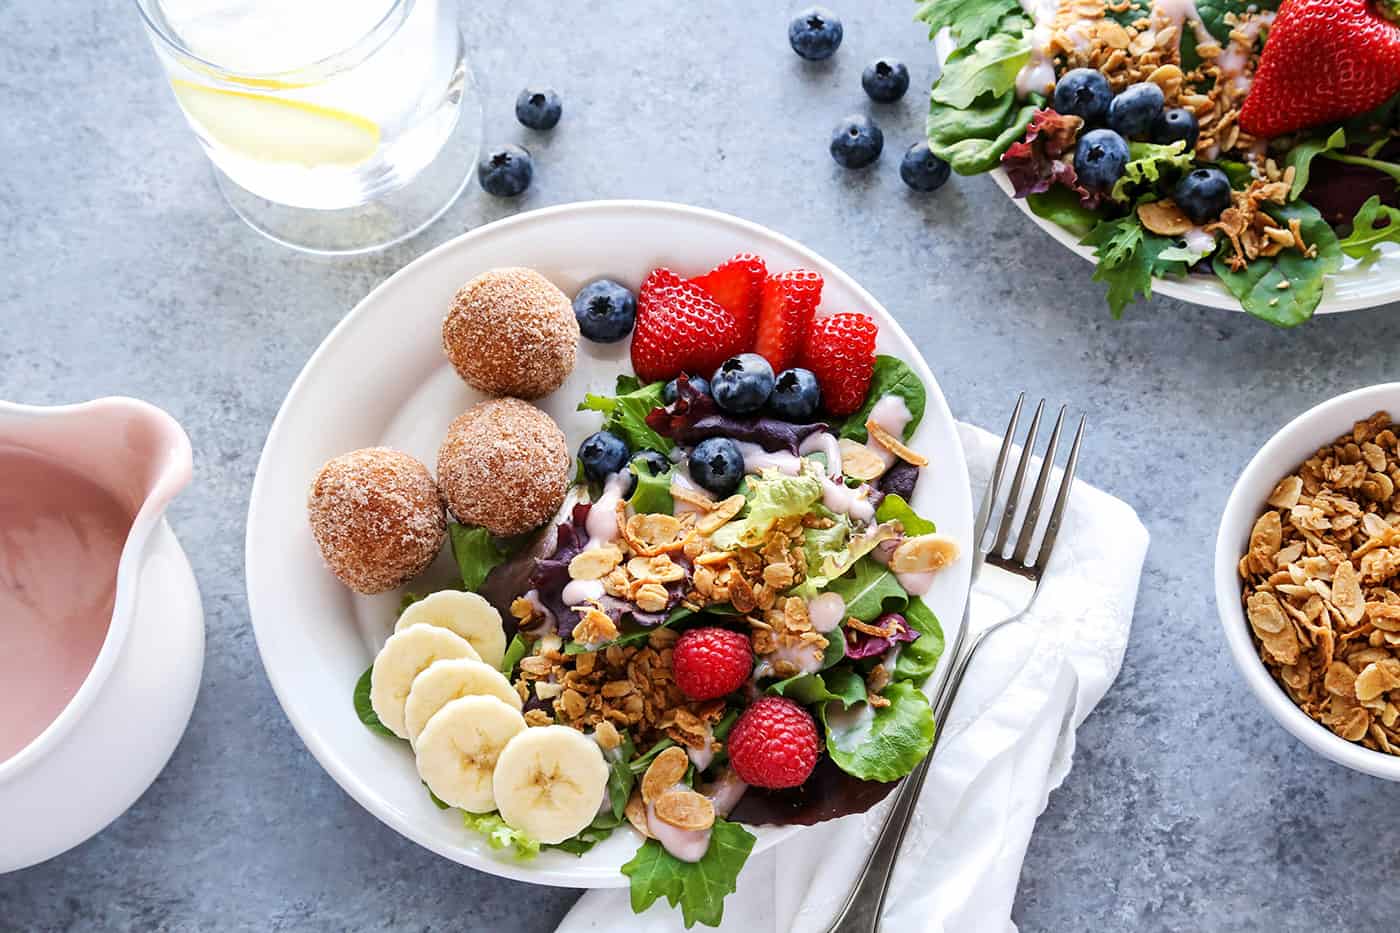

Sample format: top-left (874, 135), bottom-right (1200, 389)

top-left (2, 1), bottom-right (1399, 931)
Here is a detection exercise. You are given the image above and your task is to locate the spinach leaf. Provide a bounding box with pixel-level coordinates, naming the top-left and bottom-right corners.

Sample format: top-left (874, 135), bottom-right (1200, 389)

top-left (1323, 151), bottom-right (1400, 185)
top-left (630, 737), bottom-right (678, 774)
top-left (449, 524), bottom-right (509, 592)
top-left (1339, 195), bottom-right (1400, 261)
top-left (822, 667), bottom-right (872, 706)
top-left (579, 377), bottom-right (672, 454)
top-left (821, 681), bottom-right (936, 782)
top-left (549, 811), bottom-right (623, 856)
top-left (353, 665), bottom-right (397, 738)
top-left (894, 598), bottom-right (946, 685)
top-left (606, 733), bottom-right (638, 821)
top-left (1080, 215), bottom-right (1189, 317)
top-left (1285, 128), bottom-right (1346, 200)
top-left (929, 98), bottom-right (1040, 175)
top-left (500, 634), bottom-right (528, 677)
top-left (834, 355), bottom-right (927, 443)
top-left (874, 493), bottom-right (937, 536)
top-left (629, 462), bottom-right (674, 515)
top-left (914, 0), bottom-right (1025, 45)
top-left (930, 32), bottom-right (1031, 111)
top-left (824, 557), bottom-right (909, 622)
top-left (462, 811), bottom-right (541, 860)
top-left (621, 819), bottom-right (756, 929)
top-left (1027, 186), bottom-right (1102, 237)
top-left (769, 672), bottom-right (838, 706)
top-left (1212, 200), bottom-right (1343, 327)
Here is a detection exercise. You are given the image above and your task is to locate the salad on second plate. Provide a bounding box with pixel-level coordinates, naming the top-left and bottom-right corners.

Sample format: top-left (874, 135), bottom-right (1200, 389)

top-left (917, 0), bottom-right (1400, 324)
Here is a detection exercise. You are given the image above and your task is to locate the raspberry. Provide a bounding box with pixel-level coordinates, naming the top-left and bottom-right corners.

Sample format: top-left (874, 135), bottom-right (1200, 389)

top-left (800, 312), bottom-right (878, 416)
top-left (671, 627), bottom-right (753, 701)
top-left (726, 696), bottom-right (820, 789)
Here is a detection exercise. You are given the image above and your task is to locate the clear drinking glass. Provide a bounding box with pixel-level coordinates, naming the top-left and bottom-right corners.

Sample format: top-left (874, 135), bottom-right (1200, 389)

top-left (134, 0), bottom-right (482, 255)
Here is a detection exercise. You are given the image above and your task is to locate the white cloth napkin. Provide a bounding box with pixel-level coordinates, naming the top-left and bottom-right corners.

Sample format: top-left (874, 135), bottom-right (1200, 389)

top-left (557, 422), bottom-right (1150, 933)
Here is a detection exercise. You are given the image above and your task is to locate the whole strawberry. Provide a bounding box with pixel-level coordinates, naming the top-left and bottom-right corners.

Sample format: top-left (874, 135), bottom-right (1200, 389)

top-left (1239, 0), bottom-right (1400, 138)
top-left (689, 253), bottom-right (767, 347)
top-left (727, 696), bottom-right (820, 789)
top-left (800, 312), bottom-right (878, 416)
top-left (672, 627), bottom-right (753, 700)
top-left (631, 268), bottom-right (745, 383)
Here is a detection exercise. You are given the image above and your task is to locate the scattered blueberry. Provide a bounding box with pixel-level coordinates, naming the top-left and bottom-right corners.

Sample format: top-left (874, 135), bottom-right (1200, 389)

top-left (899, 141), bottom-right (951, 192)
top-left (788, 7), bottom-right (843, 61)
top-left (830, 114), bottom-right (884, 170)
top-left (768, 368), bottom-right (822, 421)
top-left (664, 374), bottom-right (710, 404)
top-left (1107, 82), bottom-right (1165, 139)
top-left (478, 145), bottom-right (532, 197)
top-left (689, 438), bottom-right (745, 496)
top-left (572, 279), bottom-right (636, 343)
top-left (1152, 107), bottom-right (1200, 151)
top-left (578, 430), bottom-right (629, 482)
top-left (515, 88), bottom-right (562, 130)
top-left (862, 59), bottom-right (909, 103)
top-left (1051, 68), bottom-right (1112, 123)
top-left (1173, 167), bottom-right (1232, 224)
top-left (1074, 128), bottom-right (1130, 193)
top-left (631, 449), bottom-right (672, 477)
top-left (711, 353), bottom-right (776, 414)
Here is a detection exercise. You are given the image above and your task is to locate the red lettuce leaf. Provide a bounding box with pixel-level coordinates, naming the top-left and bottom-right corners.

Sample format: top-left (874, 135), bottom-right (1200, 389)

top-left (646, 373), bottom-right (827, 454)
top-left (1001, 109), bottom-right (1105, 209)
top-left (844, 613), bottom-right (921, 660)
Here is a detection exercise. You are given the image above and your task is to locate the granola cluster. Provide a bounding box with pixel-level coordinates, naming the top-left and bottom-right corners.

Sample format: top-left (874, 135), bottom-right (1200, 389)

top-left (1240, 412), bottom-right (1400, 755)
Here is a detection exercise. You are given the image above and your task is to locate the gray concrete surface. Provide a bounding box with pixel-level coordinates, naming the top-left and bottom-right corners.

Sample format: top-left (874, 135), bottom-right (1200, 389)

top-left (3, 1), bottom-right (1399, 931)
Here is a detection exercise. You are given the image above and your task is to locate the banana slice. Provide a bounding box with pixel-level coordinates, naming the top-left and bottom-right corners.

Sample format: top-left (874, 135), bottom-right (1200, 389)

top-left (370, 626), bottom-right (481, 739)
top-left (493, 725), bottom-right (610, 844)
top-left (415, 696), bottom-right (526, 813)
top-left (404, 657), bottom-right (523, 747)
top-left (395, 591), bottom-right (507, 669)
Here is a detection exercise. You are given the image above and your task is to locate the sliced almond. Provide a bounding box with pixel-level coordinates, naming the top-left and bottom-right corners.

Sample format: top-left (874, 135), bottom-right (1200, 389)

top-left (653, 789), bottom-right (715, 832)
top-left (627, 554), bottom-right (686, 584)
top-left (642, 746), bottom-right (690, 804)
top-left (624, 790), bottom-right (653, 838)
top-left (839, 439), bottom-right (888, 481)
top-left (866, 420), bottom-right (929, 467)
top-left (625, 513), bottom-right (688, 556)
top-left (696, 495), bottom-right (745, 535)
top-left (1136, 200), bottom-right (1193, 237)
top-left (671, 481), bottom-right (717, 511)
top-left (569, 545), bottom-right (623, 581)
top-left (889, 534), bottom-right (960, 574)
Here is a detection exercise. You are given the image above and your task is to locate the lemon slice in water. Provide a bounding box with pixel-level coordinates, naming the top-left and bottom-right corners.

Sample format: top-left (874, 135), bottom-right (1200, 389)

top-left (171, 79), bottom-right (380, 168)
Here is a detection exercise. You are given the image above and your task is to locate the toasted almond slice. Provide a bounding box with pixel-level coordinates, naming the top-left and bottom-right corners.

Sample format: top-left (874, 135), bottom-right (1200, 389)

top-left (642, 746), bottom-right (690, 804)
top-left (1137, 200), bottom-right (1193, 237)
top-left (867, 420), bottom-right (929, 467)
top-left (653, 789), bottom-right (716, 832)
top-left (671, 481), bottom-right (717, 511)
top-left (624, 790), bottom-right (653, 838)
top-left (696, 495), bottom-right (746, 535)
top-left (839, 439), bottom-right (888, 481)
top-left (569, 545), bottom-right (623, 581)
top-left (889, 533), bottom-right (959, 574)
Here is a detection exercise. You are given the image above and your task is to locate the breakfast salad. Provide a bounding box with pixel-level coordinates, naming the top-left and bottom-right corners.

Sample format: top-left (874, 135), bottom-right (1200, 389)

top-left (916, 0), bottom-right (1400, 325)
top-left (307, 254), bottom-right (959, 927)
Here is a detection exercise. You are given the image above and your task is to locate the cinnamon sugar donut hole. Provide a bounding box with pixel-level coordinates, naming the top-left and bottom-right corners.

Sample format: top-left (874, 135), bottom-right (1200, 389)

top-left (442, 267), bottom-right (579, 399)
top-left (308, 448), bottom-right (446, 594)
top-left (437, 398), bottom-right (570, 537)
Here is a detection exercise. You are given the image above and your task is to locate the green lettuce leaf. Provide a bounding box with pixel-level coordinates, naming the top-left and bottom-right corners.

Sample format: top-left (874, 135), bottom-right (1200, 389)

top-left (796, 518), bottom-right (901, 597)
top-left (425, 784), bottom-right (451, 809)
top-left (710, 467), bottom-right (822, 550)
top-left (822, 681), bottom-right (936, 782)
top-left (580, 376), bottom-right (672, 454)
top-left (449, 524), bottom-right (509, 592)
top-left (1080, 215), bottom-right (1190, 317)
top-left (621, 819), bottom-right (757, 928)
top-left (1339, 195), bottom-right (1400, 261)
top-left (463, 811), bottom-right (541, 860)
top-left (834, 355), bottom-right (928, 443)
top-left (823, 557), bottom-right (909, 621)
top-left (1110, 141), bottom-right (1193, 203)
top-left (1285, 127), bottom-right (1346, 200)
top-left (353, 665), bottom-right (396, 738)
top-left (1027, 186), bottom-right (1102, 237)
top-left (500, 634), bottom-right (528, 676)
top-left (930, 31), bottom-right (1031, 110)
top-left (894, 598), bottom-right (946, 684)
top-left (629, 461), bottom-right (674, 515)
top-left (914, 0), bottom-right (1026, 45)
top-left (1212, 200), bottom-right (1343, 327)
top-left (875, 493), bottom-right (937, 536)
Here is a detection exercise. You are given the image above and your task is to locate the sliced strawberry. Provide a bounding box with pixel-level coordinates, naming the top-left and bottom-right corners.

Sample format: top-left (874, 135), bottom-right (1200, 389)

top-left (689, 253), bottom-right (767, 346)
top-left (800, 312), bottom-right (878, 416)
top-left (631, 268), bottom-right (745, 383)
top-left (754, 269), bottom-right (823, 373)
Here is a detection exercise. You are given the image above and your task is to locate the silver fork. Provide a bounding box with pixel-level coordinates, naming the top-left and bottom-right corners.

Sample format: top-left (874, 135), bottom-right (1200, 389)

top-left (824, 395), bottom-right (1086, 933)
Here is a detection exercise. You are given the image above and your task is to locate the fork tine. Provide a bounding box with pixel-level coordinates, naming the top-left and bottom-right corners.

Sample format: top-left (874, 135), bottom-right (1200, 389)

top-left (1012, 405), bottom-right (1067, 565)
top-left (975, 394), bottom-right (1024, 546)
top-left (1030, 412), bottom-right (1085, 572)
top-left (990, 399), bottom-right (1044, 556)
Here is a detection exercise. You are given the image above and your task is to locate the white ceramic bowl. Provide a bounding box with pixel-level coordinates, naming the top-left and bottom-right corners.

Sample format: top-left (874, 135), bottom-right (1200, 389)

top-left (932, 35), bottom-right (1400, 315)
top-left (245, 200), bottom-right (974, 887)
top-left (1215, 383), bottom-right (1400, 782)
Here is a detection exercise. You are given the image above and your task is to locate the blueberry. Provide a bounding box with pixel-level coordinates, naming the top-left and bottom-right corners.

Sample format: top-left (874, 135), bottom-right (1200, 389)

top-left (663, 374), bottom-right (710, 404)
top-left (1052, 68), bottom-right (1112, 123)
top-left (631, 449), bottom-right (672, 477)
top-left (478, 145), bottom-right (532, 198)
top-left (711, 353), bottom-right (775, 414)
top-left (789, 7), bottom-right (843, 61)
top-left (830, 114), bottom-right (884, 170)
top-left (768, 368), bottom-right (822, 421)
top-left (689, 438), bottom-right (744, 496)
top-left (572, 279), bottom-right (635, 343)
top-left (1107, 82), bottom-right (1165, 140)
top-left (1074, 128), bottom-right (1130, 193)
top-left (1151, 107), bottom-right (1200, 151)
top-left (862, 59), bottom-right (909, 103)
top-left (899, 141), bottom-right (951, 192)
top-left (1173, 167), bottom-right (1232, 224)
top-left (515, 88), bottom-right (562, 130)
top-left (578, 430), bottom-right (629, 482)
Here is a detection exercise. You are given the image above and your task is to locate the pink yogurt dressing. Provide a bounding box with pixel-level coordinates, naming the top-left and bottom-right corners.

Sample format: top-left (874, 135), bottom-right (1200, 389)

top-left (0, 446), bottom-right (131, 764)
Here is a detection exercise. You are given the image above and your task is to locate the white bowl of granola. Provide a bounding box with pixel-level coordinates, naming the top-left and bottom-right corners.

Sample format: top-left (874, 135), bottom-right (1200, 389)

top-left (1216, 384), bottom-right (1400, 781)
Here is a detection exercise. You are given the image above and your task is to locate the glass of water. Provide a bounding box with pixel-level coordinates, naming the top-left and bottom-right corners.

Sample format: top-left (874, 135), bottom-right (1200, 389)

top-left (134, 0), bottom-right (482, 255)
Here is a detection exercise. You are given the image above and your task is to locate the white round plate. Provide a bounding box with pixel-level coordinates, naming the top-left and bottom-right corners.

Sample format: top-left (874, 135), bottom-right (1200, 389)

top-left (933, 35), bottom-right (1400, 315)
top-left (246, 200), bottom-right (974, 887)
